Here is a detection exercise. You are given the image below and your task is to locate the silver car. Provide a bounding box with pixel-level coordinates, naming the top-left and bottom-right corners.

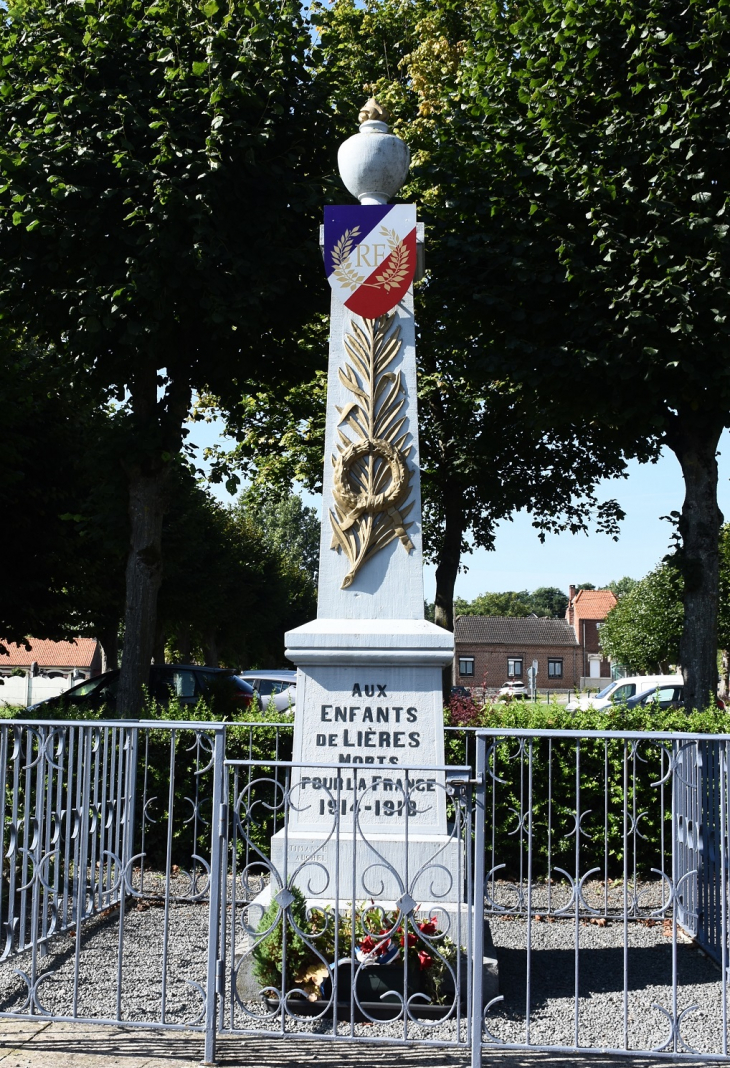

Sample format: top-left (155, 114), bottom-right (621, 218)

top-left (240, 670), bottom-right (297, 715)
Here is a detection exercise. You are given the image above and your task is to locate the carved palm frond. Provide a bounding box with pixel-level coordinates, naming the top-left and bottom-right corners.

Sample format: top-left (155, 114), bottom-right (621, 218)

top-left (329, 312), bottom-right (414, 589)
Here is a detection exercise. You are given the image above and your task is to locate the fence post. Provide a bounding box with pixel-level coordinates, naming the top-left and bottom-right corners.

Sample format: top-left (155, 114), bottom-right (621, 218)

top-left (203, 727), bottom-right (226, 1066)
top-left (122, 726), bottom-right (139, 883)
top-left (471, 733), bottom-right (487, 1068)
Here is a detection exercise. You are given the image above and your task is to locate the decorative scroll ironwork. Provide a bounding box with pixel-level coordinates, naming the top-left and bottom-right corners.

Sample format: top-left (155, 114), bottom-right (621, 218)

top-left (474, 730), bottom-right (730, 1060)
top-left (226, 761), bottom-right (470, 1040)
top-left (329, 311), bottom-right (414, 588)
top-left (1, 720), bottom-right (729, 1064)
top-left (0, 720), bottom-right (224, 1033)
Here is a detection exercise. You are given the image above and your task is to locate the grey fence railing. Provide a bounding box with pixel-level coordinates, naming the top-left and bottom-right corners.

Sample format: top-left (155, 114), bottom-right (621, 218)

top-left (0, 719), bottom-right (227, 1061)
top-left (471, 729), bottom-right (730, 1065)
top-left (0, 722), bottom-right (138, 962)
top-left (0, 719), bottom-right (728, 1066)
top-left (217, 755), bottom-right (474, 1055)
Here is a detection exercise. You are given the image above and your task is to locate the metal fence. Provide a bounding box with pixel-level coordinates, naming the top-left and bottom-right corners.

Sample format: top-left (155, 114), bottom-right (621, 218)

top-left (0, 723), bottom-right (137, 963)
top-left (674, 739), bottom-right (730, 967)
top-left (0, 719), bottom-right (728, 1066)
top-left (472, 729), bottom-right (730, 1065)
top-left (217, 755), bottom-right (474, 1054)
top-left (0, 720), bottom-right (226, 1062)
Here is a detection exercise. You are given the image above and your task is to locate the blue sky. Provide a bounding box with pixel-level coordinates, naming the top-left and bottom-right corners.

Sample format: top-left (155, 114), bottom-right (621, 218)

top-left (188, 418), bottom-right (730, 602)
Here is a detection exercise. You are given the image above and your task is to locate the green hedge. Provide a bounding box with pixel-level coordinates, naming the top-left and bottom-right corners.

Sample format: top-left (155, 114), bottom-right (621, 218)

top-left (446, 699), bottom-right (729, 880)
top-left (136, 697), bottom-right (293, 866)
top-left (3, 694), bottom-right (294, 869)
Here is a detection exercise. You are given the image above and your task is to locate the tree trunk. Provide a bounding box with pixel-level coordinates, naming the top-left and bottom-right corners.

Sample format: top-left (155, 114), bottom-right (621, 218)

top-left (668, 418), bottom-right (724, 711)
top-left (433, 490), bottom-right (465, 701)
top-left (434, 502), bottom-right (464, 633)
top-left (115, 362), bottom-right (191, 717)
top-left (99, 627), bottom-right (119, 673)
top-left (152, 621), bottom-right (166, 666)
top-left (203, 632), bottom-right (219, 668)
top-left (116, 469), bottom-right (167, 716)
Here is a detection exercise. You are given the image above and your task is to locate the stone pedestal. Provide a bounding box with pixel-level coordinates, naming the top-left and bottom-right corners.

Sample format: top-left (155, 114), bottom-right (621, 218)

top-left (270, 830), bottom-right (461, 904)
top-left (281, 618), bottom-right (458, 902)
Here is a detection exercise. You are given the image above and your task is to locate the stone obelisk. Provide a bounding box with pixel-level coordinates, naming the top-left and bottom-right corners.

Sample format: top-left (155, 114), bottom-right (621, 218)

top-left (272, 101), bottom-right (456, 903)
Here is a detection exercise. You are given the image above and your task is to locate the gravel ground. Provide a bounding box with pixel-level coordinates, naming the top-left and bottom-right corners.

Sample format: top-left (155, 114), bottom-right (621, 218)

top-left (486, 912), bottom-right (726, 1056)
top-left (0, 879), bottom-right (726, 1056)
top-left (0, 898), bottom-right (211, 1025)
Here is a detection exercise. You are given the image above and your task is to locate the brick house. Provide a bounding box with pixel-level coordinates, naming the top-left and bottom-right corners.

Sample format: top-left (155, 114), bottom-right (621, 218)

top-left (453, 587), bottom-right (618, 693)
top-left (565, 586), bottom-right (617, 686)
top-left (453, 616), bottom-right (581, 691)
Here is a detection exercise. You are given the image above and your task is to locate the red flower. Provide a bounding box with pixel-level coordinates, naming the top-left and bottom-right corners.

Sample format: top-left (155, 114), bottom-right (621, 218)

top-left (360, 933), bottom-right (392, 958)
top-left (418, 951), bottom-right (433, 969)
top-left (418, 918), bottom-right (438, 936)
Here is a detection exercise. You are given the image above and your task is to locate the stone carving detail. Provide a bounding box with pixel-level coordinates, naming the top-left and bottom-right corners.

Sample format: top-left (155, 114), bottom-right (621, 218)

top-left (330, 312), bottom-right (414, 588)
top-left (357, 97), bottom-right (390, 125)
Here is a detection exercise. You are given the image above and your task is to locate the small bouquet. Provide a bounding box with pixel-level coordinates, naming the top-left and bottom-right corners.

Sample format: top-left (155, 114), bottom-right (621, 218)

top-left (356, 912), bottom-right (440, 971)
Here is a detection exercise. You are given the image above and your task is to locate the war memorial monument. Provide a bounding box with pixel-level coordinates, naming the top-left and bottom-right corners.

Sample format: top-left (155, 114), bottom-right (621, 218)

top-left (271, 100), bottom-right (459, 904)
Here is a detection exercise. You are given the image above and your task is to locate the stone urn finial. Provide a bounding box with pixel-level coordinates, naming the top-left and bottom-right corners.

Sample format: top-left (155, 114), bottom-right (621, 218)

top-left (337, 98), bottom-right (410, 206)
top-left (357, 98), bottom-right (390, 125)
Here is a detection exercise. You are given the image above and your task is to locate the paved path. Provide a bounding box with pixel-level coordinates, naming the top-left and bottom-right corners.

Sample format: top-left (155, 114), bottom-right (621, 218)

top-left (0, 1021), bottom-right (721, 1068)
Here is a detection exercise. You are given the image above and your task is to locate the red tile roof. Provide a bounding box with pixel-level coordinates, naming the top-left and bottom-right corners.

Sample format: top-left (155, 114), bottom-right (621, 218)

top-left (571, 589), bottom-right (617, 620)
top-left (0, 638), bottom-right (99, 668)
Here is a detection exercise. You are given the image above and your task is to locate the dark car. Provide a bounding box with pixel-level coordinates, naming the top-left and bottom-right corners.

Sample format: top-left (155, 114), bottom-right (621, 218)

top-left (450, 686), bottom-right (472, 700)
top-left (28, 665), bottom-right (254, 717)
top-left (625, 684), bottom-right (725, 712)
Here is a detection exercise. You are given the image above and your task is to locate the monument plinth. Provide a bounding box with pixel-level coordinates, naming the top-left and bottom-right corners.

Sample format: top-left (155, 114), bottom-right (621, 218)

top-left (273, 100), bottom-right (457, 904)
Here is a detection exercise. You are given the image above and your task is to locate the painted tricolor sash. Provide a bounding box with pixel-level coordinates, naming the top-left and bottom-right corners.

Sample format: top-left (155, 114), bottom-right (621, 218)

top-left (324, 204), bottom-right (417, 319)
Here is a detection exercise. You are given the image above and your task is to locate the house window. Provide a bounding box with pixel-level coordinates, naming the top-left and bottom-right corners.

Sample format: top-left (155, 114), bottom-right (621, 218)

top-left (507, 658), bottom-right (523, 678)
top-left (459, 657), bottom-right (475, 677)
top-left (548, 658), bottom-right (563, 679)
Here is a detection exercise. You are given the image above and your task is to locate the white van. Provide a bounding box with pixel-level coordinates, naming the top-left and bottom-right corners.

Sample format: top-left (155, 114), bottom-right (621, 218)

top-left (566, 674), bottom-right (683, 712)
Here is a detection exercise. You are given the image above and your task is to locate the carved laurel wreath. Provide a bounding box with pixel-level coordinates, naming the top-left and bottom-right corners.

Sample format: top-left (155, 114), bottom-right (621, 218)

top-left (330, 312), bottom-right (414, 589)
top-left (331, 226), bottom-right (411, 294)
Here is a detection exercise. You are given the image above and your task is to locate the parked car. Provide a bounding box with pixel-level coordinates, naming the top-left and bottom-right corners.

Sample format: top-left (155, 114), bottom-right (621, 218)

top-left (450, 686), bottom-right (472, 700)
top-left (240, 670), bottom-right (297, 714)
top-left (566, 674), bottom-right (683, 712)
top-left (625, 685), bottom-right (725, 712)
top-left (27, 665), bottom-right (254, 717)
top-left (497, 681), bottom-right (529, 701)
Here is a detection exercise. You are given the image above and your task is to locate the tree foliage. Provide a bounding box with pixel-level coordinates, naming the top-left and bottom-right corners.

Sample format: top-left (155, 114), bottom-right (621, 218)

top-left (160, 474), bottom-right (316, 669)
top-left (599, 531), bottom-right (730, 682)
top-left (453, 586), bottom-right (568, 618)
top-left (528, 587), bottom-right (569, 618)
top-left (606, 577), bottom-right (639, 600)
top-left (450, 585), bottom-right (572, 619)
top-left (235, 486), bottom-right (320, 588)
top-left (220, 0), bottom-right (640, 639)
top-left (427, 0), bottom-right (730, 705)
top-left (0, 333), bottom-right (131, 657)
top-left (599, 565), bottom-right (684, 675)
top-left (0, 0), bottom-right (329, 711)
top-left (454, 591), bottom-right (532, 618)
